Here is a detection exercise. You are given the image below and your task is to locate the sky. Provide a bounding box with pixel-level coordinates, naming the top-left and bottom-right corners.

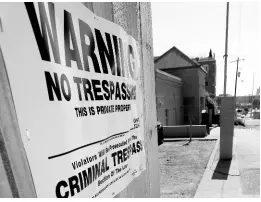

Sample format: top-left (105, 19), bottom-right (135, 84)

top-left (151, 2), bottom-right (260, 96)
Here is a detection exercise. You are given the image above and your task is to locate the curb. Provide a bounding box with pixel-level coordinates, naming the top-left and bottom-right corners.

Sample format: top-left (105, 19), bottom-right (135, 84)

top-left (205, 137), bottom-right (220, 171)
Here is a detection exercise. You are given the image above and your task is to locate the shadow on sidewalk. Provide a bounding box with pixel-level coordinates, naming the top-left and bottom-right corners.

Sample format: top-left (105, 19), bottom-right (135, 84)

top-left (211, 159), bottom-right (231, 180)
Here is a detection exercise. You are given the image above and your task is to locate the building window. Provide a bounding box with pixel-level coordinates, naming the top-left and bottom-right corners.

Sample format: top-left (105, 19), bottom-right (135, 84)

top-left (205, 81), bottom-right (208, 86)
top-left (202, 64), bottom-right (209, 73)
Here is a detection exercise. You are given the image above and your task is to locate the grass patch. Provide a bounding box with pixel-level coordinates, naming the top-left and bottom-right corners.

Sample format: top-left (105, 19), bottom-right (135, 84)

top-left (159, 140), bottom-right (216, 198)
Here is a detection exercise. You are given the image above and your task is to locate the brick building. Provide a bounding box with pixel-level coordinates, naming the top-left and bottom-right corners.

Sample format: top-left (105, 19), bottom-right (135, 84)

top-left (193, 50), bottom-right (217, 97)
top-left (155, 46), bottom-right (207, 125)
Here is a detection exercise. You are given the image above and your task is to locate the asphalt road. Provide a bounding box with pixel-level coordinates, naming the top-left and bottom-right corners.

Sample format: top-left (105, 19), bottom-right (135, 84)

top-left (235, 119), bottom-right (260, 196)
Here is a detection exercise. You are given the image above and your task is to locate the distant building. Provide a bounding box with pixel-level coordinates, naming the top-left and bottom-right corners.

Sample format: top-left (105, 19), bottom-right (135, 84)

top-left (193, 49), bottom-right (217, 97)
top-left (236, 95), bottom-right (260, 105)
top-left (216, 95), bottom-right (260, 107)
top-left (256, 87), bottom-right (260, 95)
top-left (155, 46), bottom-right (207, 125)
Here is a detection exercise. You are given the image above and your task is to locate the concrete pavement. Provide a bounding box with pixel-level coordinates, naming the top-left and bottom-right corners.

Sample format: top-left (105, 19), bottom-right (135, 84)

top-left (194, 119), bottom-right (260, 198)
top-left (235, 119), bottom-right (260, 197)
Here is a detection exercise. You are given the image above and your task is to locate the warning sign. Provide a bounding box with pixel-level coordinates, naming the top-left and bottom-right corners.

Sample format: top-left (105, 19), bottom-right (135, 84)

top-left (0, 2), bottom-right (145, 197)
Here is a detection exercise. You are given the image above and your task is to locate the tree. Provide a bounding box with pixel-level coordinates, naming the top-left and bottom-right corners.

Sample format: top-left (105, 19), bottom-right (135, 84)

top-left (209, 49), bottom-right (213, 58)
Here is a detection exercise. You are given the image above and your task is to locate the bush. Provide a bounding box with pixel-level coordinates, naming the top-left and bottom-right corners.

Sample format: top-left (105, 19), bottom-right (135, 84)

top-left (244, 107), bottom-right (249, 115)
top-left (253, 99), bottom-right (260, 109)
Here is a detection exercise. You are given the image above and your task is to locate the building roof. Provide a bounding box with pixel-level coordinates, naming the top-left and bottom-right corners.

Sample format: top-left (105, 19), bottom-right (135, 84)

top-left (156, 69), bottom-right (182, 82)
top-left (193, 57), bottom-right (216, 63)
top-left (154, 56), bottom-right (160, 61)
top-left (155, 69), bottom-right (183, 88)
top-left (154, 46), bottom-right (200, 66)
top-left (154, 46), bottom-right (207, 75)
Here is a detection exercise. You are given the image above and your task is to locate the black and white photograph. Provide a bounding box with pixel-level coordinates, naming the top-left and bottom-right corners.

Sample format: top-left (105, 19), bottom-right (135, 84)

top-left (0, 0), bottom-right (260, 199)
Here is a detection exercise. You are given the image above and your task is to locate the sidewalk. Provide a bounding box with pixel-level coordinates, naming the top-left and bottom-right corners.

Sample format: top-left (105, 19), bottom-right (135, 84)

top-left (194, 122), bottom-right (260, 198)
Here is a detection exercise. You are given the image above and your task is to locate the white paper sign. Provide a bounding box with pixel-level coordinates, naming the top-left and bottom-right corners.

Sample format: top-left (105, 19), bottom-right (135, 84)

top-left (0, 2), bottom-right (145, 198)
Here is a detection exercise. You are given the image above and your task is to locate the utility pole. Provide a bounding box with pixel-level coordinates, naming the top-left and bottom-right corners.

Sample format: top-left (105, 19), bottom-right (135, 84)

top-left (223, 2), bottom-right (229, 96)
top-left (220, 2), bottom-right (234, 160)
top-left (230, 57), bottom-right (245, 98)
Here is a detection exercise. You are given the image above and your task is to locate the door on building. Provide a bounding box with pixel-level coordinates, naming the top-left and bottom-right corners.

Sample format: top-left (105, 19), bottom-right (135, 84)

top-left (165, 109), bottom-right (169, 126)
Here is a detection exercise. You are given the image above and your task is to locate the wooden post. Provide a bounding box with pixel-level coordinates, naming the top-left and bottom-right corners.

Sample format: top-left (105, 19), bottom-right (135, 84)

top-left (0, 47), bottom-right (36, 197)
